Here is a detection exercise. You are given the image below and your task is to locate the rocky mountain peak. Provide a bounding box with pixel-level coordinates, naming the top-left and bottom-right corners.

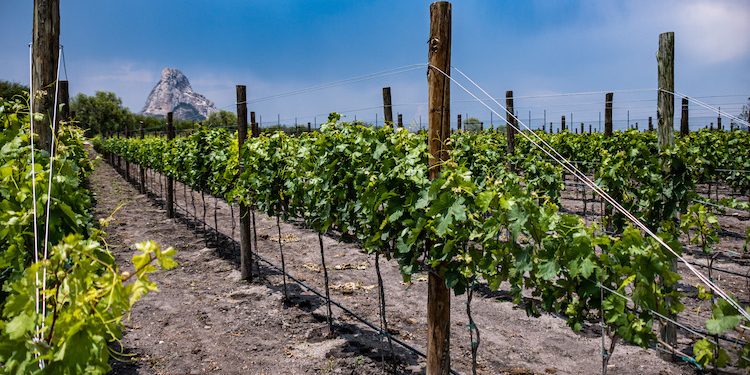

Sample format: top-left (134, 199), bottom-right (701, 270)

top-left (141, 67), bottom-right (216, 121)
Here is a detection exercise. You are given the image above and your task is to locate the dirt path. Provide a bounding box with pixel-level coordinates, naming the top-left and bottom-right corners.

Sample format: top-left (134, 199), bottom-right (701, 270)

top-left (97, 157), bottom-right (690, 375)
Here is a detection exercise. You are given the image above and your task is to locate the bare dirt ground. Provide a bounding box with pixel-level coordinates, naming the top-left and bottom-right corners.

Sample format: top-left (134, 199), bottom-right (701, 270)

top-left (95, 155), bottom-right (695, 375)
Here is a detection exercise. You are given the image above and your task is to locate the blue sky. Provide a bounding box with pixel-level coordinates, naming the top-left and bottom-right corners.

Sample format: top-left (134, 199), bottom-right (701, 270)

top-left (1, 0), bottom-right (748, 131)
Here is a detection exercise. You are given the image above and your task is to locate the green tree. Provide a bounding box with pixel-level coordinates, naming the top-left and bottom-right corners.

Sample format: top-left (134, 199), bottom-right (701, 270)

top-left (71, 92), bottom-right (132, 136)
top-left (463, 117), bottom-right (483, 131)
top-left (204, 110), bottom-right (237, 128)
top-left (0, 80), bottom-right (28, 100)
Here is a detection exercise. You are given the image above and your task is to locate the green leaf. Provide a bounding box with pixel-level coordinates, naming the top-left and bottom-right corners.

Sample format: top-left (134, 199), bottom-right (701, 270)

top-left (475, 191), bottom-right (494, 212)
top-left (538, 259), bottom-right (559, 280)
top-left (5, 313), bottom-right (34, 340)
top-left (579, 258), bottom-right (595, 279)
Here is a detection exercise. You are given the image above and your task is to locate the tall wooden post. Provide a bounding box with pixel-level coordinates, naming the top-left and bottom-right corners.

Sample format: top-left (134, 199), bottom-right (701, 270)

top-left (166, 112), bottom-right (175, 218)
top-left (680, 98), bottom-right (689, 136)
top-left (382, 87), bottom-right (394, 125)
top-left (561, 115), bottom-right (566, 131)
top-left (649, 116), bottom-right (654, 132)
top-left (505, 90), bottom-right (516, 155)
top-left (657, 31), bottom-right (677, 350)
top-left (307, 122), bottom-right (312, 132)
top-left (457, 114), bottom-right (462, 131)
top-left (32, 0), bottom-right (60, 151)
top-left (427, 2), bottom-right (451, 374)
top-left (58, 80), bottom-right (70, 124)
top-left (657, 32), bottom-right (675, 150)
top-left (124, 123), bottom-right (130, 182)
top-left (398, 113), bottom-right (403, 128)
top-left (580, 122), bottom-right (584, 134)
top-left (237, 85), bottom-right (253, 282)
top-left (605, 93), bottom-right (613, 136)
top-left (139, 121), bottom-right (146, 194)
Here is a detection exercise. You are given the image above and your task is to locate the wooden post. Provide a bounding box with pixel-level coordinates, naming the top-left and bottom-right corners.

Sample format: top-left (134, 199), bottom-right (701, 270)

top-left (124, 123), bottom-right (130, 182)
top-left (382, 87), bottom-right (394, 125)
top-left (649, 116), bottom-right (654, 132)
top-left (32, 0), bottom-right (60, 151)
top-left (427, 3), bottom-right (451, 374)
top-left (166, 112), bottom-right (175, 219)
top-left (605, 93), bottom-right (613, 136)
top-left (250, 111), bottom-right (259, 137)
top-left (58, 80), bottom-right (70, 124)
top-left (580, 122), bottom-right (584, 134)
top-left (680, 98), bottom-right (689, 136)
top-left (657, 32), bottom-right (675, 150)
top-left (561, 115), bottom-right (566, 131)
top-left (237, 85), bottom-right (253, 282)
top-left (457, 114), bottom-right (462, 131)
top-left (505, 90), bottom-right (516, 155)
top-left (398, 113), bottom-right (403, 128)
top-left (657, 31), bottom-right (677, 350)
top-left (717, 107), bottom-right (722, 131)
top-left (307, 122), bottom-right (311, 132)
top-left (589, 124), bottom-right (592, 134)
top-left (139, 121), bottom-right (146, 194)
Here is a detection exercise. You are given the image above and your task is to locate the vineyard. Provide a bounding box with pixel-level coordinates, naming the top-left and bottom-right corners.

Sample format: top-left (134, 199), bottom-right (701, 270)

top-left (91, 117), bottom-right (750, 373)
top-left (4, 0), bottom-right (750, 374)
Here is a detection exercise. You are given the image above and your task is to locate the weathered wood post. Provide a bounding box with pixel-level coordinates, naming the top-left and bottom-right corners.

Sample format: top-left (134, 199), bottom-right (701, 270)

top-left (307, 122), bottom-right (312, 132)
top-left (680, 98), bottom-right (689, 136)
top-left (561, 115), bottom-right (566, 132)
top-left (649, 116), bottom-right (654, 132)
top-left (604, 93), bottom-right (613, 136)
top-left (32, 0), bottom-right (60, 151)
top-left (657, 30), bottom-right (677, 350)
top-left (237, 85), bottom-right (253, 282)
top-left (58, 80), bottom-right (70, 123)
top-left (457, 114), bottom-right (462, 131)
top-left (139, 121), bottom-right (146, 194)
top-left (657, 32), bottom-right (675, 150)
top-left (166, 112), bottom-right (175, 219)
top-left (124, 122), bottom-right (131, 182)
top-left (398, 113), bottom-right (403, 128)
top-left (505, 90), bottom-right (516, 155)
top-left (251, 111), bottom-right (259, 137)
top-left (580, 122), bottom-right (584, 134)
top-left (382, 87), bottom-right (394, 125)
top-left (717, 108), bottom-right (722, 131)
top-left (427, 2), bottom-right (451, 374)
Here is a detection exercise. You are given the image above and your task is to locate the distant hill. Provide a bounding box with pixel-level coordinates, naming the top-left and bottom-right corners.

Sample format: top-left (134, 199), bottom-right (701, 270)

top-left (141, 67), bottom-right (216, 121)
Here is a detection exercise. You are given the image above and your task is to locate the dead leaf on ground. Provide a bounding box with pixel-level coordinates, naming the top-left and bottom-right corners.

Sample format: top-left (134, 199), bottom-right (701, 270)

top-left (268, 233), bottom-right (300, 243)
top-left (302, 263), bottom-right (321, 273)
top-left (333, 262), bottom-right (368, 271)
top-left (330, 281), bottom-right (376, 294)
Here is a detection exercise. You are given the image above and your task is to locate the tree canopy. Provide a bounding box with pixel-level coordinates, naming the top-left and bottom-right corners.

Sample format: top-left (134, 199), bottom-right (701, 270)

top-left (0, 80), bottom-right (29, 101)
top-left (71, 91), bottom-right (132, 136)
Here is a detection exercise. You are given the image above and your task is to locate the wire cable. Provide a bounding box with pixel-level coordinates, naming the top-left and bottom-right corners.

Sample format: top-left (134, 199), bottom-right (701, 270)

top-left (433, 64), bottom-right (750, 322)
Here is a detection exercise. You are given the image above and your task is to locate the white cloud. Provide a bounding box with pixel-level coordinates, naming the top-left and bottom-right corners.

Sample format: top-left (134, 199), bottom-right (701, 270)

top-left (675, 1), bottom-right (750, 64)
